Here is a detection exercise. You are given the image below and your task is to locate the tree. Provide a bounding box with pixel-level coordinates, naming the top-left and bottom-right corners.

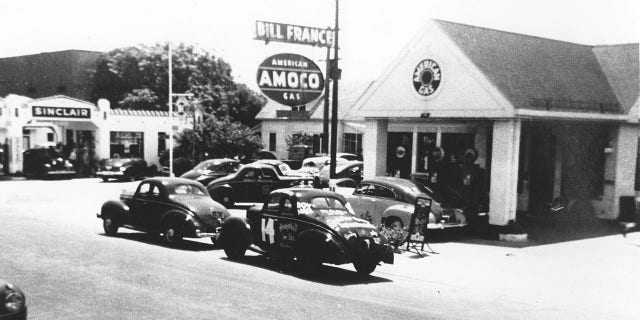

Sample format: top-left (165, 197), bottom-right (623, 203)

top-left (91, 43), bottom-right (266, 127)
top-left (173, 114), bottom-right (263, 163)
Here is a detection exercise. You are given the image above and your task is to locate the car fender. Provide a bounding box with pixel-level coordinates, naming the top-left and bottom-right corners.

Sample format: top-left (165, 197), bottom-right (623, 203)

top-left (295, 229), bottom-right (348, 264)
top-left (208, 184), bottom-right (233, 195)
top-left (161, 210), bottom-right (189, 227)
top-left (382, 203), bottom-right (414, 227)
top-left (100, 200), bottom-right (129, 223)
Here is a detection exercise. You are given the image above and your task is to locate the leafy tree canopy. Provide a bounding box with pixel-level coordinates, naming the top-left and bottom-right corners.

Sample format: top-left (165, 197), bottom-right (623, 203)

top-left (92, 43), bottom-right (265, 127)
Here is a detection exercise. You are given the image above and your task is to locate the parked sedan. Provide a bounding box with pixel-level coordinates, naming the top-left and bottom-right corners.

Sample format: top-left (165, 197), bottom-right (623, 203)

top-left (180, 158), bottom-right (240, 186)
top-left (345, 177), bottom-right (474, 230)
top-left (318, 160), bottom-right (363, 184)
top-left (22, 148), bottom-right (75, 179)
top-left (219, 188), bottom-right (394, 275)
top-left (206, 163), bottom-right (313, 208)
top-left (97, 158), bottom-right (150, 182)
top-left (97, 177), bottom-right (230, 245)
top-left (0, 280), bottom-right (27, 320)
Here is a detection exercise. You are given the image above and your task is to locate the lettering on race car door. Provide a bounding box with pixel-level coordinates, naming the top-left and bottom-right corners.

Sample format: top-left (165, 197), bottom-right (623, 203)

top-left (261, 218), bottom-right (275, 244)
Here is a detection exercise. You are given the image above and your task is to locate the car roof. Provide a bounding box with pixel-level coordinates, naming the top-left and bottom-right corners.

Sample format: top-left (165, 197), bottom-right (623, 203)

top-left (270, 187), bottom-right (346, 202)
top-left (239, 163), bottom-right (276, 170)
top-left (141, 177), bottom-right (204, 187)
top-left (198, 158), bottom-right (237, 165)
top-left (360, 176), bottom-right (425, 192)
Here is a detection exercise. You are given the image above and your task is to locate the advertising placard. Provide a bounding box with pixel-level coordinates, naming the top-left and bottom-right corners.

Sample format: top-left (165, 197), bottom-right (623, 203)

top-left (256, 53), bottom-right (325, 107)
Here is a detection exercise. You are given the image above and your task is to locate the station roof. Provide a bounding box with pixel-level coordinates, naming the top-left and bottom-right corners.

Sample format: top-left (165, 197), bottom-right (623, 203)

top-left (435, 20), bottom-right (638, 114)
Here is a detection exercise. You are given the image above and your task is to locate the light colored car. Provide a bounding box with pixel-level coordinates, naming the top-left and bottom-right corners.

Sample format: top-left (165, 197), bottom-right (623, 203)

top-left (344, 177), bottom-right (470, 230)
top-left (300, 153), bottom-right (356, 172)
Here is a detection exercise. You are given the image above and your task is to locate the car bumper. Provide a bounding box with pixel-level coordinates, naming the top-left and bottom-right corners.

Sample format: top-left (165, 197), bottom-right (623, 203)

top-left (195, 227), bottom-right (222, 239)
top-left (46, 170), bottom-right (75, 176)
top-left (0, 307), bottom-right (27, 320)
top-left (96, 171), bottom-right (124, 177)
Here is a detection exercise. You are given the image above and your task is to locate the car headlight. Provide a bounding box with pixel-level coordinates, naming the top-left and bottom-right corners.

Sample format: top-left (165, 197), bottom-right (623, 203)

top-left (44, 163), bottom-right (51, 168)
top-left (119, 167), bottom-right (127, 172)
top-left (64, 160), bottom-right (73, 168)
top-left (5, 291), bottom-right (25, 313)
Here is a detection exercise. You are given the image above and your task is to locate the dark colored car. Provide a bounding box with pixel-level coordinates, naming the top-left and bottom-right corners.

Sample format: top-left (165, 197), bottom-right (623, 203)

top-left (96, 158), bottom-right (151, 182)
top-left (345, 177), bottom-right (480, 230)
top-left (206, 163), bottom-right (313, 208)
top-left (219, 188), bottom-right (394, 275)
top-left (97, 177), bottom-right (230, 245)
top-left (318, 160), bottom-right (363, 184)
top-left (180, 158), bottom-right (240, 186)
top-left (0, 280), bottom-right (27, 320)
top-left (22, 148), bottom-right (75, 179)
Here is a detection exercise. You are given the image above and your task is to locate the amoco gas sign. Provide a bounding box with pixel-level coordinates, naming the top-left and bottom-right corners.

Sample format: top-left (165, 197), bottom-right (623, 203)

top-left (256, 53), bottom-right (324, 107)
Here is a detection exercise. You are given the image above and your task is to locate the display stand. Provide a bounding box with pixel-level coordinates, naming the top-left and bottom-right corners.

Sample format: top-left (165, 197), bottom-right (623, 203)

top-left (405, 196), bottom-right (438, 257)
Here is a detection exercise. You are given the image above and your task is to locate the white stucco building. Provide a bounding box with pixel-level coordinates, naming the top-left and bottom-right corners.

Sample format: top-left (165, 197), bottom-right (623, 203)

top-left (0, 94), bottom-right (195, 174)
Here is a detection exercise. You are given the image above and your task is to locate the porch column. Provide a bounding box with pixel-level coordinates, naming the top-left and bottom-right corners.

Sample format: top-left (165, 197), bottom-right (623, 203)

top-left (613, 124), bottom-right (638, 218)
top-left (363, 119), bottom-right (388, 178)
top-left (489, 119), bottom-right (521, 225)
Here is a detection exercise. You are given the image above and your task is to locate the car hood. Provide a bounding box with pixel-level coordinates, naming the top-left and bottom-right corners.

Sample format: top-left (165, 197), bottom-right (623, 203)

top-left (320, 215), bottom-right (379, 239)
top-left (180, 170), bottom-right (203, 180)
top-left (169, 195), bottom-right (227, 215)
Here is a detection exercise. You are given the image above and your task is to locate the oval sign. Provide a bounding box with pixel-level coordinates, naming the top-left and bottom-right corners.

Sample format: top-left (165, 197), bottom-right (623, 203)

top-left (256, 53), bottom-right (325, 107)
top-left (412, 59), bottom-right (441, 96)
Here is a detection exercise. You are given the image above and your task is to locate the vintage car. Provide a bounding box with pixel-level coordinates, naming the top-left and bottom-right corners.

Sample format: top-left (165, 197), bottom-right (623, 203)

top-left (206, 163), bottom-right (313, 208)
top-left (22, 147), bottom-right (75, 179)
top-left (219, 188), bottom-right (394, 275)
top-left (300, 153), bottom-right (357, 172)
top-left (0, 280), bottom-right (27, 320)
top-left (344, 177), bottom-right (479, 230)
top-left (318, 161), bottom-right (363, 184)
top-left (253, 159), bottom-right (315, 177)
top-left (180, 158), bottom-right (240, 186)
top-left (97, 177), bottom-right (230, 245)
top-left (96, 157), bottom-right (151, 182)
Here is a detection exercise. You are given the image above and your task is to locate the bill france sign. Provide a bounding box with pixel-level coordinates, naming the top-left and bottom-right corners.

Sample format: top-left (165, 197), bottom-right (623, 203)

top-left (255, 21), bottom-right (335, 48)
top-left (257, 53), bottom-right (325, 107)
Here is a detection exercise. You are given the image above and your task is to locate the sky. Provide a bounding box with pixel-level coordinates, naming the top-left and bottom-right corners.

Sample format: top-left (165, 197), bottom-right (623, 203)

top-left (1, 0), bottom-right (638, 90)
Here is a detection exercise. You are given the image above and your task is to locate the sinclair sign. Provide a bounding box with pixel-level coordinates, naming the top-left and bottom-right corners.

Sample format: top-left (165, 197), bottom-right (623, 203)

top-left (256, 53), bottom-right (325, 107)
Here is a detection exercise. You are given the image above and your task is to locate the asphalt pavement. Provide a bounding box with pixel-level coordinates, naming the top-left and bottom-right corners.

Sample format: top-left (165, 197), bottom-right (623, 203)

top-left (1, 178), bottom-right (639, 319)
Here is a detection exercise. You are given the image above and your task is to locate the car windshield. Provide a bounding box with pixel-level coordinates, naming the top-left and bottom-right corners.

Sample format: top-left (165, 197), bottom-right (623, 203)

top-left (171, 184), bottom-right (207, 196)
top-left (194, 161), bottom-right (219, 170)
top-left (297, 196), bottom-right (351, 217)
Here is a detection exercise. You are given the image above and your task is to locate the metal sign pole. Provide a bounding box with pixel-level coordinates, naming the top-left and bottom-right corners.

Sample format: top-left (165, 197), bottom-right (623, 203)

top-left (168, 43), bottom-right (174, 177)
top-left (329, 0), bottom-right (339, 179)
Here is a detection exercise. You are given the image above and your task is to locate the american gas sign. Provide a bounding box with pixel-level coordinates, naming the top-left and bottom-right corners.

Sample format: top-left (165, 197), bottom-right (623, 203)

top-left (256, 53), bottom-right (324, 107)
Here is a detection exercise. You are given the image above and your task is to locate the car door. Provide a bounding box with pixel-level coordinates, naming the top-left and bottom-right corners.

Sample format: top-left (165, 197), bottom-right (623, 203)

top-left (349, 183), bottom-right (378, 224)
top-left (130, 182), bottom-right (153, 227)
top-left (231, 168), bottom-right (258, 202)
top-left (259, 167), bottom-right (279, 199)
top-left (253, 194), bottom-right (282, 252)
top-left (371, 185), bottom-right (402, 225)
top-left (140, 183), bottom-right (167, 231)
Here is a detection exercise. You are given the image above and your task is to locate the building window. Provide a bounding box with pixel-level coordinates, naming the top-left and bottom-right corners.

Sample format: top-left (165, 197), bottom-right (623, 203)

top-left (14, 108), bottom-right (19, 117)
top-left (110, 131), bottom-right (144, 158)
top-left (269, 133), bottom-right (276, 152)
top-left (158, 132), bottom-right (166, 156)
top-left (47, 132), bottom-right (54, 142)
top-left (66, 129), bottom-right (74, 145)
top-left (343, 133), bottom-right (362, 154)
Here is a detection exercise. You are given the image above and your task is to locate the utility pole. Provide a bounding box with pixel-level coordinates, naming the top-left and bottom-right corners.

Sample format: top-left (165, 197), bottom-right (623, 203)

top-left (322, 44), bottom-right (331, 154)
top-left (329, 0), bottom-right (340, 178)
top-left (168, 43), bottom-right (174, 177)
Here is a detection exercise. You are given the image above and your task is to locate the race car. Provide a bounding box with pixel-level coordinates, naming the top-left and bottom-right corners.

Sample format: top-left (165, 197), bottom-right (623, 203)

top-left (218, 188), bottom-right (394, 275)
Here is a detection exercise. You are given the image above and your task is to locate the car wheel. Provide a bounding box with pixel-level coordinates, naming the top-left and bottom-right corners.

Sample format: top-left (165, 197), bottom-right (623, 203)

top-left (128, 175), bottom-right (136, 182)
top-left (221, 218), bottom-right (250, 259)
top-left (102, 177), bottom-right (109, 182)
top-left (103, 217), bottom-right (119, 236)
top-left (162, 225), bottom-right (182, 245)
top-left (353, 258), bottom-right (378, 275)
top-left (224, 244), bottom-right (246, 260)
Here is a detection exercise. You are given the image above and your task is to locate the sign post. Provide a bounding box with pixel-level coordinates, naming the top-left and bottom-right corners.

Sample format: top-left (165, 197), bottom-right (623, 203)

top-left (405, 196), bottom-right (438, 256)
